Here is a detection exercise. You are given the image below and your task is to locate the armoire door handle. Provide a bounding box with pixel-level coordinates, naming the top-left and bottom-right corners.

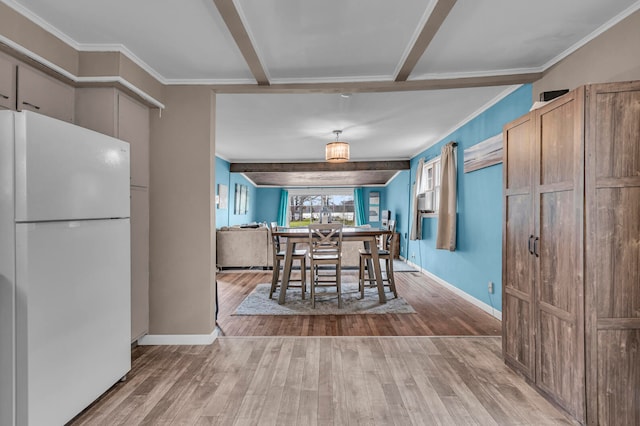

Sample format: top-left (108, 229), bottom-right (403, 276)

top-left (528, 235), bottom-right (534, 255)
top-left (0, 93), bottom-right (9, 100)
top-left (533, 237), bottom-right (539, 257)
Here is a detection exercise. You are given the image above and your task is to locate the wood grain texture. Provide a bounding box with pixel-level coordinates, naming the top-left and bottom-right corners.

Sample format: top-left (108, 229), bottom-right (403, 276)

top-left (534, 90), bottom-right (586, 422)
top-left (503, 89), bottom-right (587, 423)
top-left (215, 269), bottom-right (501, 337)
top-left (502, 115), bottom-right (535, 380)
top-left (68, 337), bottom-right (578, 425)
top-left (585, 81), bottom-right (640, 425)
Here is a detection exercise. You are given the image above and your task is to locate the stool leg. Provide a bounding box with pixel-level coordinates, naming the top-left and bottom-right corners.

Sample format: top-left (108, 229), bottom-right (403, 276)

top-left (301, 257), bottom-right (306, 300)
top-left (359, 256), bottom-right (365, 299)
top-left (270, 258), bottom-right (280, 299)
top-left (311, 261), bottom-right (316, 308)
top-left (386, 257), bottom-right (397, 298)
top-left (336, 263), bottom-right (342, 309)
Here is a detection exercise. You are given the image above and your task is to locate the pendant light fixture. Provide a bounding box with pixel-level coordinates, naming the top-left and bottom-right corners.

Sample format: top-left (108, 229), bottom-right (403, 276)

top-left (325, 130), bottom-right (349, 162)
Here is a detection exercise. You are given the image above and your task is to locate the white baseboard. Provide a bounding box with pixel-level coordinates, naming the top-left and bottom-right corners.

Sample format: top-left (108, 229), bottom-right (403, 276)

top-left (406, 260), bottom-right (502, 321)
top-left (137, 326), bottom-right (221, 346)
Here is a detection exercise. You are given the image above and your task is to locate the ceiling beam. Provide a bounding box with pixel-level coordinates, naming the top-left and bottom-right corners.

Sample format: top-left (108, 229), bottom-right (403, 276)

top-left (230, 160), bottom-right (410, 173)
top-left (395, 0), bottom-right (458, 82)
top-left (212, 0), bottom-right (270, 85)
top-left (209, 71), bottom-right (542, 94)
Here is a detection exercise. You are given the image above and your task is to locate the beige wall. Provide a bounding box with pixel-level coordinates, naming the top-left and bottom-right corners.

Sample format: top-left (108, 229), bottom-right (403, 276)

top-left (0, 3), bottom-right (78, 75)
top-left (0, 2), bottom-right (164, 107)
top-left (533, 10), bottom-right (640, 98)
top-left (149, 86), bottom-right (216, 335)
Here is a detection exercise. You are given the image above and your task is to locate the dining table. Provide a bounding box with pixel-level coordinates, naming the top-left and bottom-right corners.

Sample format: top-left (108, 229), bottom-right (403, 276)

top-left (272, 226), bottom-right (393, 305)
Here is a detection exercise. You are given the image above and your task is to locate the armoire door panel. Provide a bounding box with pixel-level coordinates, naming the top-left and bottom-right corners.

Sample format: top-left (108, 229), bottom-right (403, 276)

top-left (595, 187), bottom-right (640, 318)
top-left (593, 90), bottom-right (640, 180)
top-left (539, 100), bottom-right (576, 186)
top-left (504, 293), bottom-right (534, 377)
top-left (503, 114), bottom-right (535, 380)
top-left (537, 311), bottom-right (584, 420)
top-left (596, 329), bottom-right (640, 426)
top-left (538, 190), bottom-right (576, 313)
top-left (505, 118), bottom-right (532, 190)
top-left (505, 194), bottom-right (533, 294)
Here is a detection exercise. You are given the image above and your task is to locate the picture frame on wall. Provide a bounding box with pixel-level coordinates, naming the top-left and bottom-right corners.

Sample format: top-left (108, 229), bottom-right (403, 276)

top-left (369, 191), bottom-right (380, 222)
top-left (463, 133), bottom-right (503, 173)
top-left (217, 184), bottom-right (228, 209)
top-left (234, 184), bottom-right (249, 215)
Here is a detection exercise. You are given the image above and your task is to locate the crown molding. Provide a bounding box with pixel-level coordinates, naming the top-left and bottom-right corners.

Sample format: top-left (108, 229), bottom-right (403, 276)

top-left (541, 0), bottom-right (640, 72)
top-left (410, 84), bottom-right (522, 158)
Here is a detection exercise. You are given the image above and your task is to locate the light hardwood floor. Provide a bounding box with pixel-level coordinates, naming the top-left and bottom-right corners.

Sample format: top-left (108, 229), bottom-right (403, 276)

top-left (70, 336), bottom-right (576, 425)
top-left (68, 270), bottom-right (568, 424)
top-left (216, 269), bottom-right (502, 336)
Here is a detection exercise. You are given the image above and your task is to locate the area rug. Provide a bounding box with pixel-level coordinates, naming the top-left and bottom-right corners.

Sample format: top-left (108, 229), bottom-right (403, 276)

top-left (234, 282), bottom-right (416, 315)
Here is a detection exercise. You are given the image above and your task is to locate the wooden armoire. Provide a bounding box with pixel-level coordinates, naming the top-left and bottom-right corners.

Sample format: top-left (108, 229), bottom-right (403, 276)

top-left (502, 81), bottom-right (640, 425)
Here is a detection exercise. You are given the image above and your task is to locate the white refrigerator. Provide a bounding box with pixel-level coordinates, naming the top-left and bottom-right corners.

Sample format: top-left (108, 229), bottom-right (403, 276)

top-left (0, 111), bottom-right (131, 426)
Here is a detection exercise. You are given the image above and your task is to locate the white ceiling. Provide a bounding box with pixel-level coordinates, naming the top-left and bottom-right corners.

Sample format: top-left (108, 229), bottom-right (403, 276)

top-left (3, 0), bottom-right (639, 169)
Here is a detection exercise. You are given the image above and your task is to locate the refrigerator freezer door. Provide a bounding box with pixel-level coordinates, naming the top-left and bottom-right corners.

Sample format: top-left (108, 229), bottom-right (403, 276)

top-left (0, 111), bottom-right (16, 426)
top-left (15, 219), bottom-right (131, 426)
top-left (14, 111), bottom-right (130, 222)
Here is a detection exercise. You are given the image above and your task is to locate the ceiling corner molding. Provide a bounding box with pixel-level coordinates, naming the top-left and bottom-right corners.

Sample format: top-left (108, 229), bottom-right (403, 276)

top-left (77, 43), bottom-right (168, 85)
top-left (166, 77), bottom-right (257, 85)
top-left (212, 0), bottom-right (270, 85)
top-left (395, 0), bottom-right (458, 82)
top-left (1, 34), bottom-right (165, 109)
top-left (540, 0), bottom-right (640, 73)
top-left (410, 84), bottom-right (523, 158)
top-left (0, 0), bottom-right (81, 50)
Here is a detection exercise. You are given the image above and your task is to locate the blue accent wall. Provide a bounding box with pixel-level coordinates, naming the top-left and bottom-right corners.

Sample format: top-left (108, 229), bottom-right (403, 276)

top-left (215, 157), bottom-right (231, 228)
top-left (362, 187), bottom-right (386, 227)
top-left (215, 160), bottom-right (390, 228)
top-left (393, 84), bottom-right (532, 313)
top-left (255, 187), bottom-right (281, 224)
top-left (384, 170), bottom-right (411, 258)
top-left (215, 156), bottom-right (260, 227)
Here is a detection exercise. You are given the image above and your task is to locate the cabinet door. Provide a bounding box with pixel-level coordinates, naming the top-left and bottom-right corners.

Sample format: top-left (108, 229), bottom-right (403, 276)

top-left (585, 81), bottom-right (640, 426)
top-left (17, 65), bottom-right (74, 122)
top-left (534, 89), bottom-right (585, 422)
top-left (118, 93), bottom-right (149, 187)
top-left (502, 114), bottom-right (535, 380)
top-left (74, 87), bottom-right (118, 137)
top-left (131, 186), bottom-right (149, 342)
top-left (0, 52), bottom-right (16, 110)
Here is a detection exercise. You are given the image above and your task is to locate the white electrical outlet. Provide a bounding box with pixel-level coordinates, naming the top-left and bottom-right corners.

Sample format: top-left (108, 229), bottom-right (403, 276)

top-left (488, 281), bottom-right (494, 294)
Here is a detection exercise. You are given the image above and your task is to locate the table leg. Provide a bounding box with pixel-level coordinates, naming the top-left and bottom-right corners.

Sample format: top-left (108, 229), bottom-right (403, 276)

top-left (368, 236), bottom-right (386, 304)
top-left (278, 241), bottom-right (295, 305)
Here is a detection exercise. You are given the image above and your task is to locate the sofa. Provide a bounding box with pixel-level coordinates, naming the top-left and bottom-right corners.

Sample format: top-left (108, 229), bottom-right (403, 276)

top-left (216, 225), bottom-right (363, 269)
top-left (216, 226), bottom-right (273, 268)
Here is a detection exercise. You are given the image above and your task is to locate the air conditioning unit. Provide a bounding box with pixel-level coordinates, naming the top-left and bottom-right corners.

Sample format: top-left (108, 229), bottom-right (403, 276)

top-left (417, 192), bottom-right (435, 212)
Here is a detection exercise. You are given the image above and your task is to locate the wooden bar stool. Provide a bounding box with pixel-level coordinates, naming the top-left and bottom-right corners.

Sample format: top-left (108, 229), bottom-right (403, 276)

top-left (358, 220), bottom-right (398, 299)
top-left (307, 223), bottom-right (343, 308)
top-left (268, 222), bottom-right (307, 299)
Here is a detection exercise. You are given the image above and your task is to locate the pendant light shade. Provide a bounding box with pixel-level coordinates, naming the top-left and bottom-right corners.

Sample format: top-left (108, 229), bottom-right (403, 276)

top-left (326, 130), bottom-right (349, 162)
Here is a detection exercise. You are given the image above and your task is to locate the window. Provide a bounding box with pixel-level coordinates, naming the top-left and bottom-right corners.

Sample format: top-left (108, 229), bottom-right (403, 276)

top-left (287, 189), bottom-right (355, 226)
top-left (418, 157), bottom-right (441, 214)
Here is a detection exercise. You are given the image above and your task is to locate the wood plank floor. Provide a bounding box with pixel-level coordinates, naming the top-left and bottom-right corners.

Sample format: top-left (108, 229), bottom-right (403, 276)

top-left (69, 336), bottom-right (577, 425)
top-left (216, 269), bottom-right (501, 336)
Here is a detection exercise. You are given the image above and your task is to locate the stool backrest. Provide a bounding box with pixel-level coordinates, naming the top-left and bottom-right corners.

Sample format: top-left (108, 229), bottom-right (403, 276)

top-left (269, 222), bottom-right (281, 254)
top-left (307, 223), bottom-right (343, 256)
